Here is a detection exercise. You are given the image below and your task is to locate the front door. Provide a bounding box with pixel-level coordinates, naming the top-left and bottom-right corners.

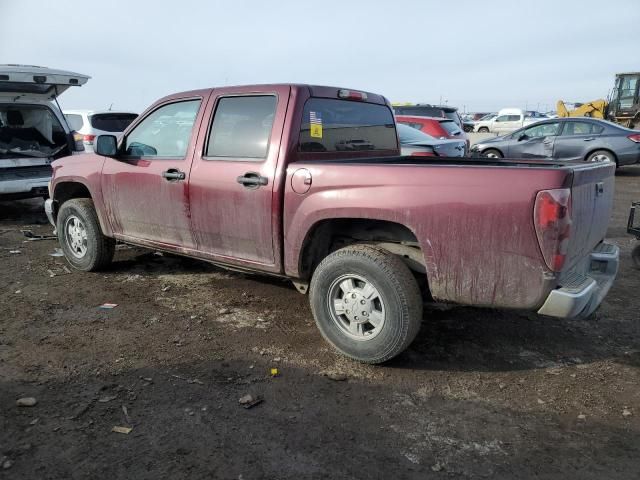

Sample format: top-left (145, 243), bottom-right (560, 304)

top-left (101, 97), bottom-right (205, 248)
top-left (509, 121), bottom-right (560, 158)
top-left (188, 86), bottom-right (290, 270)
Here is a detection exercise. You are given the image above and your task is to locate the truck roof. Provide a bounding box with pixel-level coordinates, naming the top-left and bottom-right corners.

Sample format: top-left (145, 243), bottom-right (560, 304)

top-left (154, 84), bottom-right (390, 106)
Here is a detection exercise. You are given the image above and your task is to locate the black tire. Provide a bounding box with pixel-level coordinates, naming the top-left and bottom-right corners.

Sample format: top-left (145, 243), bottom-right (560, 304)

top-left (56, 198), bottom-right (115, 271)
top-left (586, 149), bottom-right (615, 164)
top-left (309, 245), bottom-right (423, 364)
top-left (632, 244), bottom-right (640, 270)
top-left (482, 148), bottom-right (503, 159)
top-left (478, 127), bottom-right (490, 133)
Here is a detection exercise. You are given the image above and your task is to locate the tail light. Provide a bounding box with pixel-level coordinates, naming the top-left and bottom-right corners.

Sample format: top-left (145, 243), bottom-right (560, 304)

top-left (83, 134), bottom-right (96, 144)
top-left (337, 89), bottom-right (368, 101)
top-left (628, 134), bottom-right (640, 143)
top-left (411, 150), bottom-right (437, 157)
top-left (534, 188), bottom-right (572, 272)
top-left (71, 131), bottom-right (85, 152)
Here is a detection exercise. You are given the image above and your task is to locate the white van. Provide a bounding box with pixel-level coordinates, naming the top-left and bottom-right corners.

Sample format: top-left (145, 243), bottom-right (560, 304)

top-left (474, 108), bottom-right (546, 134)
top-left (0, 65), bottom-right (89, 200)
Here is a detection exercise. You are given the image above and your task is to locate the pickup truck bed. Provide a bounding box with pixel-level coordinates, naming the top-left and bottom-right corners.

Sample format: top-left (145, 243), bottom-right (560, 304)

top-left (44, 83), bottom-right (619, 363)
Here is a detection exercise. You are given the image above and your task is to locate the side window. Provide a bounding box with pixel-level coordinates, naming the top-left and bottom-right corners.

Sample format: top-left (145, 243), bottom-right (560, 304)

top-left (205, 96), bottom-right (276, 159)
top-left (124, 100), bottom-right (201, 158)
top-left (562, 122), bottom-right (603, 136)
top-left (65, 114), bottom-right (84, 131)
top-left (523, 122), bottom-right (560, 137)
top-left (507, 115), bottom-right (521, 121)
top-left (495, 115), bottom-right (508, 122)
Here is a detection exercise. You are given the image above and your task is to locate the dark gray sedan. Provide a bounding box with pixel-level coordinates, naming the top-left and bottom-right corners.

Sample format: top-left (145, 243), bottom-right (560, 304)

top-left (470, 118), bottom-right (640, 166)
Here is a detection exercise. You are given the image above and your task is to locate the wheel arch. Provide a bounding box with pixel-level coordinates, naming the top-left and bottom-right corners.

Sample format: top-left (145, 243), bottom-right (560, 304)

top-left (52, 181), bottom-right (113, 236)
top-left (296, 217), bottom-right (431, 296)
top-left (584, 148), bottom-right (618, 166)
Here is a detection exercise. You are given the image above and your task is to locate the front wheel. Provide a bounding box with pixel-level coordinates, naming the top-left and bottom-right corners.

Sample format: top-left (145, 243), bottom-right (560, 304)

top-left (309, 245), bottom-right (423, 364)
top-left (482, 148), bottom-right (503, 159)
top-left (478, 127), bottom-right (490, 133)
top-left (56, 198), bottom-right (115, 271)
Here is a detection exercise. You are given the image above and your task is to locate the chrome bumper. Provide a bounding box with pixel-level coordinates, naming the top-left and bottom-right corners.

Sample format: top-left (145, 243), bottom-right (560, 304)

top-left (537, 242), bottom-right (619, 318)
top-left (44, 198), bottom-right (56, 228)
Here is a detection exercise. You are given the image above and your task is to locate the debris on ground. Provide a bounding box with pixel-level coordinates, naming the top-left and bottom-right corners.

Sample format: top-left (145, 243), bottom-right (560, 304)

top-left (622, 408), bottom-right (632, 417)
top-left (22, 230), bottom-right (56, 241)
top-left (324, 372), bottom-right (348, 382)
top-left (16, 397), bottom-right (37, 407)
top-left (578, 414), bottom-right (587, 420)
top-left (9, 250), bottom-right (21, 254)
top-left (122, 405), bottom-right (132, 424)
top-left (218, 308), bottom-right (232, 315)
top-left (2, 459), bottom-right (13, 470)
top-left (98, 395), bottom-right (118, 403)
top-left (49, 248), bottom-right (64, 257)
top-left (170, 374), bottom-right (204, 385)
top-left (238, 394), bottom-right (263, 409)
top-left (111, 426), bottom-right (133, 435)
top-left (270, 368), bottom-right (279, 377)
top-left (161, 285), bottom-right (171, 292)
top-left (98, 303), bottom-right (118, 309)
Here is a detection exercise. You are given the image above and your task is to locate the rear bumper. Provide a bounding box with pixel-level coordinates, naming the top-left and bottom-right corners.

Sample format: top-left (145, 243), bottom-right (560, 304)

top-left (537, 242), bottom-right (619, 318)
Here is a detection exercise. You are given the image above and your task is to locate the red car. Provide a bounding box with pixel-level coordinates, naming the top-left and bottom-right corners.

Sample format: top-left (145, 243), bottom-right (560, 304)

top-left (44, 84), bottom-right (618, 363)
top-left (396, 115), bottom-right (470, 152)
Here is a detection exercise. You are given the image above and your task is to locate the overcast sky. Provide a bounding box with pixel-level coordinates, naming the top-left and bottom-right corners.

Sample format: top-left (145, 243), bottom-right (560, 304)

top-left (1, 0), bottom-right (638, 114)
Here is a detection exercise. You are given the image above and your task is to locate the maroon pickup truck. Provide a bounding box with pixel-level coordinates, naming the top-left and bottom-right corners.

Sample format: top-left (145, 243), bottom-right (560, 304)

top-left (44, 84), bottom-right (619, 363)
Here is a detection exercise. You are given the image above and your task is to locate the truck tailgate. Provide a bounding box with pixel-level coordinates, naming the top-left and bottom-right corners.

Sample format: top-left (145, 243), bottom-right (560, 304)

top-left (565, 161), bottom-right (616, 270)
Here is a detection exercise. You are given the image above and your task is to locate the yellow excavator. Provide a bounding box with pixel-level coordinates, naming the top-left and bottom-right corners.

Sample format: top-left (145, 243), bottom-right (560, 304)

top-left (557, 72), bottom-right (640, 129)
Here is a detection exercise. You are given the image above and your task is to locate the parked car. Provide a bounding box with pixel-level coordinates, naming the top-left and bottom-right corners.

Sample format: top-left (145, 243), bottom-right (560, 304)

top-left (64, 110), bottom-right (137, 152)
top-left (393, 104), bottom-right (465, 132)
top-left (0, 64), bottom-right (88, 200)
top-left (396, 115), bottom-right (469, 152)
top-left (470, 117), bottom-right (640, 165)
top-left (474, 108), bottom-right (543, 134)
top-left (45, 84), bottom-right (619, 364)
top-left (397, 123), bottom-right (466, 157)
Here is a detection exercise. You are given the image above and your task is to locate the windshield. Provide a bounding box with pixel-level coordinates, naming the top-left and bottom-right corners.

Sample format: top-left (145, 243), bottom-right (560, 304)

top-left (397, 123), bottom-right (435, 143)
top-left (479, 113), bottom-right (496, 121)
top-left (0, 104), bottom-right (67, 158)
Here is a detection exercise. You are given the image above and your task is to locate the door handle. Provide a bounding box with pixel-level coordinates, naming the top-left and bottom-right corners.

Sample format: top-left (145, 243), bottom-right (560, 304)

top-left (162, 169), bottom-right (186, 181)
top-left (237, 172), bottom-right (268, 188)
top-left (583, 137), bottom-right (596, 142)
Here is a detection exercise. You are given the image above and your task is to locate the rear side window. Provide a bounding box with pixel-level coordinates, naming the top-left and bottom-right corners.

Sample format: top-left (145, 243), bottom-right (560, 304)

top-left (206, 96), bottom-right (276, 159)
top-left (561, 121), bottom-right (604, 136)
top-left (64, 114), bottom-right (84, 131)
top-left (439, 120), bottom-right (461, 135)
top-left (299, 98), bottom-right (397, 153)
top-left (90, 113), bottom-right (137, 132)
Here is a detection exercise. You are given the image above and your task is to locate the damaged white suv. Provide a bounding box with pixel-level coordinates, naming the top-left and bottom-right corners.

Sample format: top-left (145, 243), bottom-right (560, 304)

top-left (0, 65), bottom-right (89, 200)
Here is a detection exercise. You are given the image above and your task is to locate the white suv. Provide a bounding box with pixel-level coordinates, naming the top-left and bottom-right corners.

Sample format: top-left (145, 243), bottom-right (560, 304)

top-left (64, 110), bottom-right (137, 152)
top-left (0, 64), bottom-right (88, 200)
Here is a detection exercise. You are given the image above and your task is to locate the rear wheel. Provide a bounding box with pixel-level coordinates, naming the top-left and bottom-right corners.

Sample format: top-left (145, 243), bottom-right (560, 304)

top-left (57, 198), bottom-right (115, 271)
top-left (632, 244), bottom-right (640, 269)
top-left (586, 150), bottom-right (615, 164)
top-left (309, 245), bottom-right (423, 364)
top-left (478, 127), bottom-right (490, 133)
top-left (482, 148), bottom-right (503, 159)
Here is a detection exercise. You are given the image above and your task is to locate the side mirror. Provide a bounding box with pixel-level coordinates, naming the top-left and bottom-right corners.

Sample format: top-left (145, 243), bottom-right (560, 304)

top-left (518, 133), bottom-right (528, 141)
top-left (95, 135), bottom-right (118, 156)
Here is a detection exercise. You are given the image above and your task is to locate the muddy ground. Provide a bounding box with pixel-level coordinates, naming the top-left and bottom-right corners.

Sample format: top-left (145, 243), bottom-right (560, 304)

top-left (1, 167), bottom-right (639, 479)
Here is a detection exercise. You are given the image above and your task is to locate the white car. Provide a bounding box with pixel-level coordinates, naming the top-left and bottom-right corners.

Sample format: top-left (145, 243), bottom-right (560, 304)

top-left (0, 64), bottom-right (88, 200)
top-left (64, 110), bottom-right (137, 152)
top-left (474, 108), bottom-right (546, 134)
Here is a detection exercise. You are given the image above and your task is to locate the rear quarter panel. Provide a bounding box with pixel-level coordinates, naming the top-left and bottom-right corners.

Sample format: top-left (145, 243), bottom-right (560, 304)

top-left (284, 162), bottom-right (572, 310)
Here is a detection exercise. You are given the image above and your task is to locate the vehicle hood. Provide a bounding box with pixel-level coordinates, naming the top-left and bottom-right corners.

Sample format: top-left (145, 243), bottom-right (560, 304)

top-left (0, 65), bottom-right (89, 100)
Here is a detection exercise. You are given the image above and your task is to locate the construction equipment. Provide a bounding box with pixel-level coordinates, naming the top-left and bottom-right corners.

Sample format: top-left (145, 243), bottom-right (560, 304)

top-left (556, 99), bottom-right (607, 119)
top-left (557, 72), bottom-right (640, 129)
top-left (608, 72), bottom-right (640, 129)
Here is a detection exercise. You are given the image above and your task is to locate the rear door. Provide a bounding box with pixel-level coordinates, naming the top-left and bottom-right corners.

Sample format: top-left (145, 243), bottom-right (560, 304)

top-left (188, 85), bottom-right (290, 268)
top-left (552, 121), bottom-right (604, 161)
top-left (101, 96), bottom-right (205, 248)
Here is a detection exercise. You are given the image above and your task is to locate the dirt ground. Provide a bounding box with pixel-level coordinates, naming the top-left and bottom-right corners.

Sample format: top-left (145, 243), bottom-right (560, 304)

top-left (1, 167), bottom-right (639, 480)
